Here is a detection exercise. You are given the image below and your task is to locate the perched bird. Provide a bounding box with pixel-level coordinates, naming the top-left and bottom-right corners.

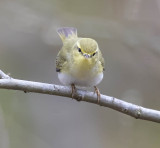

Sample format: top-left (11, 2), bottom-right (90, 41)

top-left (56, 27), bottom-right (105, 103)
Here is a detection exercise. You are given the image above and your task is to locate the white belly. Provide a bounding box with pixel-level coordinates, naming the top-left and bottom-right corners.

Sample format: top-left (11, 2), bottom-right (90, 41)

top-left (58, 72), bottom-right (103, 87)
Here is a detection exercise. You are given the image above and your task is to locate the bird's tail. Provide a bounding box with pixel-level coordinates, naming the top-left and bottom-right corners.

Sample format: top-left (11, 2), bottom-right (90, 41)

top-left (57, 27), bottom-right (77, 42)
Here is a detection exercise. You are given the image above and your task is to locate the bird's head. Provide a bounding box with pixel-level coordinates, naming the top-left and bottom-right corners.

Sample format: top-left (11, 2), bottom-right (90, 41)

top-left (76, 38), bottom-right (98, 59)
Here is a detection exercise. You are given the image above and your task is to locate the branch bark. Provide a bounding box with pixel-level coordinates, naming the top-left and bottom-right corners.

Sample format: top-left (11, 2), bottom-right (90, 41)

top-left (0, 70), bottom-right (160, 123)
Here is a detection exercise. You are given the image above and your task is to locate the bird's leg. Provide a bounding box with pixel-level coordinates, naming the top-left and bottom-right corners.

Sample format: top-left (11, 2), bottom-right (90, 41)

top-left (94, 86), bottom-right (101, 104)
top-left (71, 84), bottom-right (76, 99)
top-left (71, 84), bottom-right (82, 101)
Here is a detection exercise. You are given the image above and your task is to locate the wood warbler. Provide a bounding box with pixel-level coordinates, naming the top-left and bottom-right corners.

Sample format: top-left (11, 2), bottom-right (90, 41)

top-left (56, 27), bottom-right (105, 102)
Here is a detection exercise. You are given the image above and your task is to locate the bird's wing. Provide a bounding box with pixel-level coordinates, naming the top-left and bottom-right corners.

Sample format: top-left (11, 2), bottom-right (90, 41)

top-left (55, 49), bottom-right (67, 72)
top-left (99, 51), bottom-right (105, 71)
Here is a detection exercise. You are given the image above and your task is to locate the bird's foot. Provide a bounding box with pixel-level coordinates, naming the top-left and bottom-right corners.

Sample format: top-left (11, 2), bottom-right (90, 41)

top-left (71, 84), bottom-right (76, 99)
top-left (94, 86), bottom-right (101, 104)
top-left (71, 84), bottom-right (82, 101)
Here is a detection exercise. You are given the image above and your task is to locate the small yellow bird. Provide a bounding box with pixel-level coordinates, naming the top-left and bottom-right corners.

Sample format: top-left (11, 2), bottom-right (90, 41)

top-left (56, 27), bottom-right (105, 102)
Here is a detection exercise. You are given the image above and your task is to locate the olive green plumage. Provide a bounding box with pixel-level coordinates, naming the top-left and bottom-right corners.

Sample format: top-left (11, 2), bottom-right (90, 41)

top-left (56, 27), bottom-right (105, 87)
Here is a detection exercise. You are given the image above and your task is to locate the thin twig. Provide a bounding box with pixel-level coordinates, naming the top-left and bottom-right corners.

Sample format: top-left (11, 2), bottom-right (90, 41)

top-left (0, 70), bottom-right (10, 79)
top-left (0, 69), bottom-right (160, 123)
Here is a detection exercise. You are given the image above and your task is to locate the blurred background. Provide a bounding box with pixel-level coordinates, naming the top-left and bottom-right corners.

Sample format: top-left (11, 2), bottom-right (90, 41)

top-left (0, 0), bottom-right (160, 147)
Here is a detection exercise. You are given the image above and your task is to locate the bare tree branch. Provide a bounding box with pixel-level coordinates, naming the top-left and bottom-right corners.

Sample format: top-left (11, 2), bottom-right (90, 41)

top-left (0, 69), bottom-right (160, 123)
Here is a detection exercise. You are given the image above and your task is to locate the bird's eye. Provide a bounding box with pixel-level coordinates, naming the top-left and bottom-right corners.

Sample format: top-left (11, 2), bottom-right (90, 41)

top-left (78, 47), bottom-right (81, 53)
top-left (92, 52), bottom-right (96, 56)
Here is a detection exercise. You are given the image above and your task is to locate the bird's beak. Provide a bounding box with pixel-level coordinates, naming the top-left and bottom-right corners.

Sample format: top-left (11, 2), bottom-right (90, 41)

top-left (83, 54), bottom-right (90, 59)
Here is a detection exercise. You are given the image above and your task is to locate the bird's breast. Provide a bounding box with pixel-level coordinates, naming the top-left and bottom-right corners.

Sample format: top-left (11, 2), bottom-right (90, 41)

top-left (71, 56), bottom-right (96, 79)
top-left (58, 53), bottom-right (103, 86)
